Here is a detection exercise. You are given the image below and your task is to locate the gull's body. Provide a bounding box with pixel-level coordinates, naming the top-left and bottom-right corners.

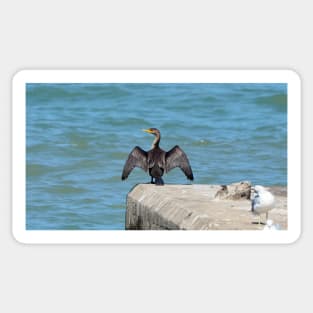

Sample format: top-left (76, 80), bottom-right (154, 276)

top-left (251, 185), bottom-right (275, 224)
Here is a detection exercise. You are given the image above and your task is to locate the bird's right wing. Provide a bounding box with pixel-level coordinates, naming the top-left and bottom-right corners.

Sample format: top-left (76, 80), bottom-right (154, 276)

top-left (165, 145), bottom-right (194, 180)
top-left (121, 146), bottom-right (148, 180)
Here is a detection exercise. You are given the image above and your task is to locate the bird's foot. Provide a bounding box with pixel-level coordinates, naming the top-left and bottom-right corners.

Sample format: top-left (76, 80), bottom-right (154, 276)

top-left (251, 219), bottom-right (266, 225)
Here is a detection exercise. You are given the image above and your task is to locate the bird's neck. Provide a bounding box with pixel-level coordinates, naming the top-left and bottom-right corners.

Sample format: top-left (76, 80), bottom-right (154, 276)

top-left (152, 134), bottom-right (160, 149)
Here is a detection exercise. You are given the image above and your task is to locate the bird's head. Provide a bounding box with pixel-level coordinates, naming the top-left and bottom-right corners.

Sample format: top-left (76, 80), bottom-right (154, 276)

top-left (252, 185), bottom-right (265, 194)
top-left (142, 128), bottom-right (160, 136)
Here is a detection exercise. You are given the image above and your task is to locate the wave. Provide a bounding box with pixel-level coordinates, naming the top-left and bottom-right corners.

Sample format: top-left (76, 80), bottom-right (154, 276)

top-left (45, 184), bottom-right (88, 194)
top-left (256, 93), bottom-right (287, 104)
top-left (27, 83), bottom-right (132, 102)
top-left (27, 163), bottom-right (55, 177)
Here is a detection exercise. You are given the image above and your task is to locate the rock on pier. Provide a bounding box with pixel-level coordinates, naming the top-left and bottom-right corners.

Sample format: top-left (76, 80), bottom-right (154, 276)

top-left (125, 182), bottom-right (287, 230)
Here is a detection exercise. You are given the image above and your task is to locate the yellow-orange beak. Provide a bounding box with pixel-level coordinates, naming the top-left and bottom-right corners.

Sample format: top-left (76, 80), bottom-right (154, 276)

top-left (142, 128), bottom-right (153, 133)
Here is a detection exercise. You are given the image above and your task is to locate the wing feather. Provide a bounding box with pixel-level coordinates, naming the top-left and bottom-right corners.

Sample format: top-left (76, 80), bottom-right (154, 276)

top-left (121, 146), bottom-right (148, 180)
top-left (251, 194), bottom-right (260, 211)
top-left (165, 145), bottom-right (194, 180)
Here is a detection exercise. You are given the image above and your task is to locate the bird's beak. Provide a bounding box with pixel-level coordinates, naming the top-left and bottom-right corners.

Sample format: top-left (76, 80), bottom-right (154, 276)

top-left (142, 129), bottom-right (152, 133)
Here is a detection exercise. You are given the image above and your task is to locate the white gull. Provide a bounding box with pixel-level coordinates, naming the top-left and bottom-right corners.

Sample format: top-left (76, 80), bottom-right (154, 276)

top-left (251, 185), bottom-right (275, 224)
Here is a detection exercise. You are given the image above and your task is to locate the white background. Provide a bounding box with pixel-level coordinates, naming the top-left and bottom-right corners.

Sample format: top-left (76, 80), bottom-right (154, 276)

top-left (1, 1), bottom-right (311, 312)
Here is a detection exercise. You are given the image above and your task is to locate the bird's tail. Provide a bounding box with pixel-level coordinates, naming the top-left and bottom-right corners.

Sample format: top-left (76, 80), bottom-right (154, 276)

top-left (155, 177), bottom-right (164, 186)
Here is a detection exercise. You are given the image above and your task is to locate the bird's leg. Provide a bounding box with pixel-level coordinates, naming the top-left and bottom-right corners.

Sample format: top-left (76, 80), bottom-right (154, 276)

top-left (258, 215), bottom-right (261, 225)
top-left (150, 177), bottom-right (155, 184)
top-left (155, 177), bottom-right (164, 186)
top-left (266, 211), bottom-right (268, 221)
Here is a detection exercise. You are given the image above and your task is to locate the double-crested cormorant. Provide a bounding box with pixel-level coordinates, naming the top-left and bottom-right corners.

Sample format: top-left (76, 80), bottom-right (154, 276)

top-left (121, 128), bottom-right (194, 185)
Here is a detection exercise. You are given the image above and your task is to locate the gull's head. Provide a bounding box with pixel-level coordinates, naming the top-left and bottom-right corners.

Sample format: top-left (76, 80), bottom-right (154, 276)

top-left (253, 185), bottom-right (265, 193)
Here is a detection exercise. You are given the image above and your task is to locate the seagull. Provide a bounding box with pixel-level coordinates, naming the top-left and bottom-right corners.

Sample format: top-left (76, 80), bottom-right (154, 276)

top-left (251, 185), bottom-right (275, 224)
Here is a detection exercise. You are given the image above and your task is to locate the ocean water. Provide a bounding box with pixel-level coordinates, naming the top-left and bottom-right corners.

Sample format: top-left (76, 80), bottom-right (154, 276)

top-left (26, 83), bottom-right (287, 230)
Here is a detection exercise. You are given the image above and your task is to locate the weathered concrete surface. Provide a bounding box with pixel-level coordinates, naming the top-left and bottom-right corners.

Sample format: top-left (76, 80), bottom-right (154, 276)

top-left (125, 184), bottom-right (287, 230)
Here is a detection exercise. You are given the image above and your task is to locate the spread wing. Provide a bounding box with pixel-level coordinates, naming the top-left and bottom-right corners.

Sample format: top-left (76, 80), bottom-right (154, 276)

top-left (121, 146), bottom-right (148, 180)
top-left (165, 145), bottom-right (194, 180)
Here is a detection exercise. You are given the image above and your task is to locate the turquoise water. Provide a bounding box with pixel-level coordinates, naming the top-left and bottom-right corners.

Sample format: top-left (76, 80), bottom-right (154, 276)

top-left (26, 83), bottom-right (287, 230)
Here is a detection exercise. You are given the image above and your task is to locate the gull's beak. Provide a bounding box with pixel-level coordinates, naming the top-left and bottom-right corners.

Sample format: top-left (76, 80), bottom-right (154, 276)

top-left (142, 129), bottom-right (152, 133)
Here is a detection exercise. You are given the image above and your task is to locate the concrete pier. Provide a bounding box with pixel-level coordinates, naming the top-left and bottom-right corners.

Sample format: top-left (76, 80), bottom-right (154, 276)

top-left (125, 183), bottom-right (287, 230)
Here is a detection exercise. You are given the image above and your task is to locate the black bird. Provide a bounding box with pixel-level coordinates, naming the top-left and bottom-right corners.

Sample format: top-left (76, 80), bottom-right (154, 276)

top-left (121, 128), bottom-right (194, 185)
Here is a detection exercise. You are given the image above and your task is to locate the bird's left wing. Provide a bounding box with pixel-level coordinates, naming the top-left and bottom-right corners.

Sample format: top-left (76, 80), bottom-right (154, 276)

top-left (121, 146), bottom-right (148, 180)
top-left (165, 145), bottom-right (194, 180)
